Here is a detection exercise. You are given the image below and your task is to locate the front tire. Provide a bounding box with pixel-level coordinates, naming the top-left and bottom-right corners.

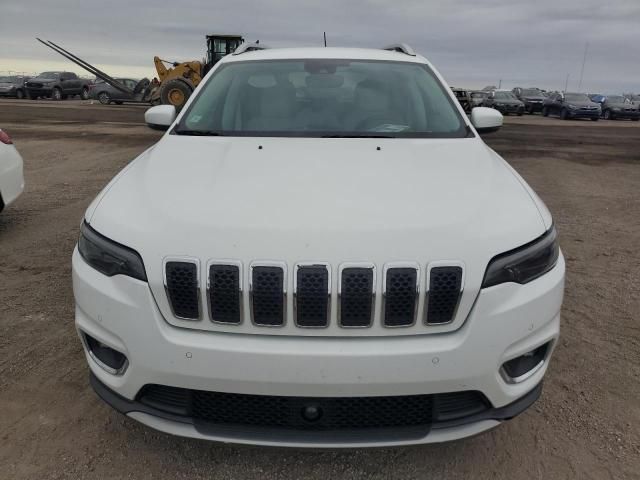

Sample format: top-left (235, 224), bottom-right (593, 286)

top-left (160, 79), bottom-right (192, 110)
top-left (98, 92), bottom-right (111, 105)
top-left (16, 89), bottom-right (24, 99)
top-left (603, 110), bottom-right (613, 120)
top-left (542, 107), bottom-right (549, 117)
top-left (560, 108), bottom-right (569, 120)
top-left (80, 88), bottom-right (90, 100)
top-left (51, 88), bottom-right (62, 101)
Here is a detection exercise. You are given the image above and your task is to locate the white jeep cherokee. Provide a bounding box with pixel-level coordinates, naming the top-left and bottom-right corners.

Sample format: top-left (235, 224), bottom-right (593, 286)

top-left (73, 44), bottom-right (564, 447)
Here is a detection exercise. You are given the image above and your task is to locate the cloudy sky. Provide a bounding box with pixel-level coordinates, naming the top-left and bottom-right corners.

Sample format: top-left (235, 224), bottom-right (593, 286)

top-left (1, 0), bottom-right (639, 93)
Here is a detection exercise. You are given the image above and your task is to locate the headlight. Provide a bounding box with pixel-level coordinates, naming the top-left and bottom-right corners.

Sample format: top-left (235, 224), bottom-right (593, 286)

top-left (482, 227), bottom-right (559, 288)
top-left (568, 104), bottom-right (578, 109)
top-left (78, 222), bottom-right (147, 281)
top-left (613, 107), bottom-right (621, 111)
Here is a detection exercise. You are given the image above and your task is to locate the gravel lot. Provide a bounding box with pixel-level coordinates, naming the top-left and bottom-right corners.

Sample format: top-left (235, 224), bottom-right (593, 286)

top-left (0, 99), bottom-right (639, 479)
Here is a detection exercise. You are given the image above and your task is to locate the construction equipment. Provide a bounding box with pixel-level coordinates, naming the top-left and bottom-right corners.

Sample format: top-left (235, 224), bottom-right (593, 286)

top-left (151, 34), bottom-right (244, 108)
top-left (37, 34), bottom-right (246, 109)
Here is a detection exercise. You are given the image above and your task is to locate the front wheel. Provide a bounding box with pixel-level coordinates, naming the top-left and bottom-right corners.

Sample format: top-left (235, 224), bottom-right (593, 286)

top-left (16, 89), bottom-right (24, 99)
top-left (159, 79), bottom-right (192, 110)
top-left (560, 108), bottom-right (569, 120)
top-left (542, 107), bottom-right (549, 117)
top-left (80, 88), bottom-right (90, 100)
top-left (51, 88), bottom-right (62, 101)
top-left (98, 92), bottom-right (111, 105)
top-left (603, 110), bottom-right (613, 120)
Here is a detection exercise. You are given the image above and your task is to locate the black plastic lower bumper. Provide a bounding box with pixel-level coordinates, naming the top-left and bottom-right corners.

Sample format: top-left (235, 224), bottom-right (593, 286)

top-left (90, 373), bottom-right (543, 444)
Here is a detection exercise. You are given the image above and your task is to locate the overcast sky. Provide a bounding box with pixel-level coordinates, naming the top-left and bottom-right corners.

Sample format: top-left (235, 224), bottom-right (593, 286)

top-left (1, 0), bottom-right (639, 93)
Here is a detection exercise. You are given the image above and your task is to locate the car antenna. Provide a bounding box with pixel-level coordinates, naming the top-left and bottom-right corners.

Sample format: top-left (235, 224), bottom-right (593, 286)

top-left (324, 32), bottom-right (327, 47)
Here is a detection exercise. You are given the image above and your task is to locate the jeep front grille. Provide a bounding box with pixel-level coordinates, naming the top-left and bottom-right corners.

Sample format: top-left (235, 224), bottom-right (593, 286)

top-left (383, 266), bottom-right (419, 327)
top-left (208, 263), bottom-right (241, 324)
top-left (339, 266), bottom-right (375, 327)
top-left (251, 264), bottom-right (286, 326)
top-left (165, 260), bottom-right (200, 320)
top-left (295, 264), bottom-right (330, 328)
top-left (163, 260), bottom-right (466, 333)
top-left (426, 266), bottom-right (463, 324)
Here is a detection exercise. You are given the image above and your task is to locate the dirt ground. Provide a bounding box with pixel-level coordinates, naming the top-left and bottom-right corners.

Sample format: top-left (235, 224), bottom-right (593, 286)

top-left (0, 99), bottom-right (638, 479)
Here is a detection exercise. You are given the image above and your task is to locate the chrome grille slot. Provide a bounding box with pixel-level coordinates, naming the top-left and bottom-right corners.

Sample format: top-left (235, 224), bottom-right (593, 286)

top-left (383, 266), bottom-right (418, 327)
top-left (339, 266), bottom-right (375, 327)
top-left (165, 260), bottom-right (200, 320)
top-left (426, 266), bottom-right (463, 325)
top-left (295, 264), bottom-right (330, 328)
top-left (208, 264), bottom-right (241, 324)
top-left (251, 265), bottom-right (286, 326)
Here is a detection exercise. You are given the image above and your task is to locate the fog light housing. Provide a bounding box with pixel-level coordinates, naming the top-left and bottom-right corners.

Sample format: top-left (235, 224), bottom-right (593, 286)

top-left (83, 333), bottom-right (128, 375)
top-left (501, 342), bottom-right (550, 384)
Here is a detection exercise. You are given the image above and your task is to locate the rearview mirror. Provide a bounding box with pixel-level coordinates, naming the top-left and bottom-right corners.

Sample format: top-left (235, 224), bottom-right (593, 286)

top-left (145, 105), bottom-right (176, 131)
top-left (471, 107), bottom-right (503, 134)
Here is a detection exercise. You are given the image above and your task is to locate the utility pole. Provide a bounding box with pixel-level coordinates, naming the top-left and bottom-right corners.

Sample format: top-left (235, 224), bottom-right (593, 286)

top-left (498, 79), bottom-right (502, 89)
top-left (323, 32), bottom-right (327, 47)
top-left (564, 73), bottom-right (570, 93)
top-left (577, 41), bottom-right (589, 92)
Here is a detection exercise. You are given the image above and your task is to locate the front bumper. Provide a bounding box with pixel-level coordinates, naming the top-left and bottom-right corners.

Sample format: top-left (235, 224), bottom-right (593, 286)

top-left (610, 110), bottom-right (640, 119)
top-left (73, 248), bottom-right (564, 446)
top-left (524, 101), bottom-right (544, 112)
top-left (567, 110), bottom-right (600, 119)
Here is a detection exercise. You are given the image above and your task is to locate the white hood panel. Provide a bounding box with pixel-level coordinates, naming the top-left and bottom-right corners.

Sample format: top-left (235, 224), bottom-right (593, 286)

top-left (89, 135), bottom-right (546, 336)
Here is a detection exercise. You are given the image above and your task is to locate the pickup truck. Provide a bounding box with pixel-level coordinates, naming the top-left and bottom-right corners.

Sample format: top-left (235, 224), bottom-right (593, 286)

top-left (25, 71), bottom-right (92, 100)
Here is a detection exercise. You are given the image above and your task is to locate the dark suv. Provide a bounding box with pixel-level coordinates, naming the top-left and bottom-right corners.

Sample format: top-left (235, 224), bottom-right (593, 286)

top-left (483, 90), bottom-right (525, 115)
top-left (513, 87), bottom-right (546, 114)
top-left (25, 71), bottom-right (92, 100)
top-left (542, 92), bottom-right (601, 121)
top-left (597, 95), bottom-right (640, 121)
top-left (0, 75), bottom-right (30, 99)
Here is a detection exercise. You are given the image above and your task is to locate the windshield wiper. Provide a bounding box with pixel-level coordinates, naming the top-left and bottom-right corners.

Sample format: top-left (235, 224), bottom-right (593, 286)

top-left (173, 129), bottom-right (224, 136)
top-left (321, 134), bottom-right (396, 138)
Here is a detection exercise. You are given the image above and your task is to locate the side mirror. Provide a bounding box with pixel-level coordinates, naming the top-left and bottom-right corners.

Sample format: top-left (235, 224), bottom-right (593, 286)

top-left (471, 107), bottom-right (503, 134)
top-left (145, 105), bottom-right (176, 131)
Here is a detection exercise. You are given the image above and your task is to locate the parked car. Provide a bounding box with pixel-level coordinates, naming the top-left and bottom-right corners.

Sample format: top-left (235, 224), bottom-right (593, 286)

top-left (542, 92), bottom-right (601, 120)
top-left (0, 75), bottom-right (30, 99)
top-left (25, 71), bottom-right (92, 100)
top-left (512, 87), bottom-right (546, 114)
top-left (470, 90), bottom-right (488, 108)
top-left (74, 44), bottom-right (564, 448)
top-left (90, 78), bottom-right (139, 105)
top-left (451, 87), bottom-right (472, 112)
top-left (0, 129), bottom-right (25, 213)
top-left (483, 90), bottom-right (525, 115)
top-left (596, 95), bottom-right (640, 121)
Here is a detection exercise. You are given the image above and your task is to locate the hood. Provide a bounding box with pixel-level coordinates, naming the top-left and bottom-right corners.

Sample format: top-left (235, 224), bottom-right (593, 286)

top-left (522, 96), bottom-right (545, 102)
top-left (567, 100), bottom-right (600, 108)
top-left (88, 136), bottom-right (547, 331)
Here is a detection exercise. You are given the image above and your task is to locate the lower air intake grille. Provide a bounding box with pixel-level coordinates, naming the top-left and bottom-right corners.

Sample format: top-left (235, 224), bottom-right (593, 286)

top-left (295, 265), bottom-right (330, 327)
top-left (340, 267), bottom-right (374, 327)
top-left (251, 266), bottom-right (285, 326)
top-left (208, 264), bottom-right (241, 324)
top-left (136, 385), bottom-right (491, 432)
top-left (165, 261), bottom-right (200, 319)
top-left (384, 267), bottom-right (418, 326)
top-left (426, 266), bottom-right (463, 324)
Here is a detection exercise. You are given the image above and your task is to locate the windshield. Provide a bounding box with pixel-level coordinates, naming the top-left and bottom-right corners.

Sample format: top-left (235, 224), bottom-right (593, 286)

top-left (522, 89), bottom-right (542, 96)
top-left (177, 59), bottom-right (467, 138)
top-left (37, 72), bottom-right (60, 79)
top-left (494, 92), bottom-right (516, 100)
top-left (606, 96), bottom-right (625, 103)
top-left (564, 93), bottom-right (590, 102)
top-left (0, 76), bottom-right (13, 82)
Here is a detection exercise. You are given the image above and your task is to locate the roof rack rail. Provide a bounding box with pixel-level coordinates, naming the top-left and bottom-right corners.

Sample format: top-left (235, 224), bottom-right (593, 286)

top-left (233, 42), bottom-right (270, 55)
top-left (382, 43), bottom-right (416, 56)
